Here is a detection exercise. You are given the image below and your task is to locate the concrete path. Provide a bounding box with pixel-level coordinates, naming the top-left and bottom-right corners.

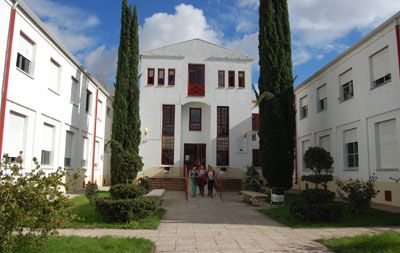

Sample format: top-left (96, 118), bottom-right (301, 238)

top-left (59, 191), bottom-right (400, 253)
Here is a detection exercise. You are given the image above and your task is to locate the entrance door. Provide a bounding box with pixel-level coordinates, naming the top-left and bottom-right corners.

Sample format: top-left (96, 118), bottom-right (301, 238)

top-left (184, 144), bottom-right (206, 173)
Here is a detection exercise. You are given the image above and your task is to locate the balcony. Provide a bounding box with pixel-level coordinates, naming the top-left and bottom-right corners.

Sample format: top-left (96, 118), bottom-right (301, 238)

top-left (188, 84), bottom-right (205, 96)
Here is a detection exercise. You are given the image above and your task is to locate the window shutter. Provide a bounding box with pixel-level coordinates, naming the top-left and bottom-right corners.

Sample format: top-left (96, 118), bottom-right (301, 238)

top-left (377, 119), bottom-right (398, 169)
top-left (317, 84), bottom-right (327, 99)
top-left (42, 123), bottom-right (54, 152)
top-left (7, 112), bottom-right (26, 157)
top-left (19, 34), bottom-right (34, 61)
top-left (344, 128), bottom-right (357, 144)
top-left (300, 96), bottom-right (308, 107)
top-left (319, 135), bottom-right (330, 152)
top-left (65, 131), bottom-right (73, 158)
top-left (339, 69), bottom-right (352, 85)
top-left (371, 47), bottom-right (389, 81)
top-left (49, 60), bottom-right (60, 91)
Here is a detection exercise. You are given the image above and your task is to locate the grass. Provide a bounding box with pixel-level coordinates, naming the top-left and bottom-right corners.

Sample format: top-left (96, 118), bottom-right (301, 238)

top-left (15, 236), bottom-right (154, 253)
top-left (64, 192), bottom-right (165, 229)
top-left (319, 231), bottom-right (400, 253)
top-left (260, 193), bottom-right (400, 228)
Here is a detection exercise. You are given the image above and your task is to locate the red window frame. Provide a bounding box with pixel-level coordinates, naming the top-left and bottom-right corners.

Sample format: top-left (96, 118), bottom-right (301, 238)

top-left (168, 68), bottom-right (175, 86)
top-left (238, 71), bottom-right (245, 88)
top-left (252, 149), bottom-right (262, 167)
top-left (158, 68), bottom-right (165, 85)
top-left (162, 105), bottom-right (175, 165)
top-left (188, 64), bottom-right (205, 85)
top-left (228, 71), bottom-right (235, 87)
top-left (217, 106), bottom-right (229, 166)
top-left (189, 108), bottom-right (201, 131)
top-left (252, 113), bottom-right (259, 131)
top-left (218, 70), bottom-right (225, 87)
top-left (147, 68), bottom-right (155, 85)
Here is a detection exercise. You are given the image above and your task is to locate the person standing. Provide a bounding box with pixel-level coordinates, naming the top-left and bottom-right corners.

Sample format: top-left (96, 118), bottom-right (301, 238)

top-left (206, 165), bottom-right (216, 197)
top-left (189, 166), bottom-right (198, 197)
top-left (197, 162), bottom-right (206, 197)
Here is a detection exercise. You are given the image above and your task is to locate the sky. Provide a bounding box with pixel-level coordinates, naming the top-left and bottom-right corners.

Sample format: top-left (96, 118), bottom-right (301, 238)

top-left (24, 0), bottom-right (400, 89)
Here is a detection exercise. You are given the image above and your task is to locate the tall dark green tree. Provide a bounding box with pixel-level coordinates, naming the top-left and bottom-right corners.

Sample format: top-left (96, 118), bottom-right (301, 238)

top-left (258, 0), bottom-right (295, 189)
top-left (111, 0), bottom-right (142, 185)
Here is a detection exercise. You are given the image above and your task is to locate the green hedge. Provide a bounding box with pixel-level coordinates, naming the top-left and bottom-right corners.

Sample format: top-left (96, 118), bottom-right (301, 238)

top-left (109, 184), bottom-right (146, 199)
top-left (95, 197), bottom-right (158, 223)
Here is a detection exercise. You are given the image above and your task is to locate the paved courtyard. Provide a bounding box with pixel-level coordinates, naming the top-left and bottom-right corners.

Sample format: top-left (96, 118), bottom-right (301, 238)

top-left (60, 191), bottom-right (400, 253)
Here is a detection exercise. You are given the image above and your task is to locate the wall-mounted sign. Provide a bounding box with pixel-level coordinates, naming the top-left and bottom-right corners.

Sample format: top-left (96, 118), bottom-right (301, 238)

top-left (235, 136), bottom-right (248, 154)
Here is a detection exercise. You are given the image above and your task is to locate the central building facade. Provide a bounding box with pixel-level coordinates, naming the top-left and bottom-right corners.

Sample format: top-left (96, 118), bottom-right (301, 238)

top-left (139, 39), bottom-right (258, 179)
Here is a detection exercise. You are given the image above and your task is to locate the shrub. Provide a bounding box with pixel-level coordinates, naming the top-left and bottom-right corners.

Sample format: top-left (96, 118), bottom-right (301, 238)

top-left (300, 189), bottom-right (335, 204)
top-left (336, 176), bottom-right (378, 213)
top-left (85, 182), bottom-right (99, 204)
top-left (243, 166), bottom-right (262, 192)
top-left (302, 147), bottom-right (334, 189)
top-left (139, 176), bottom-right (150, 192)
top-left (290, 201), bottom-right (344, 222)
top-left (0, 154), bottom-right (71, 253)
top-left (95, 197), bottom-right (158, 223)
top-left (109, 184), bottom-right (146, 199)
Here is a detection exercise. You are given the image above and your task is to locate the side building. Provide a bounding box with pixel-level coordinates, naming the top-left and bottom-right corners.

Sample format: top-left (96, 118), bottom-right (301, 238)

top-left (295, 11), bottom-right (400, 206)
top-left (0, 0), bottom-right (113, 190)
top-left (138, 39), bottom-right (258, 190)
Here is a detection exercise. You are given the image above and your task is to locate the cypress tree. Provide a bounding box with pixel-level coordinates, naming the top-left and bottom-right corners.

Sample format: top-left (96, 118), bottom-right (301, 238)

top-left (258, 0), bottom-right (295, 189)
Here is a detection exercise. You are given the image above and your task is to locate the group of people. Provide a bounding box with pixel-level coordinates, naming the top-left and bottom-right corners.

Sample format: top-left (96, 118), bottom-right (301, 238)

top-left (189, 161), bottom-right (217, 198)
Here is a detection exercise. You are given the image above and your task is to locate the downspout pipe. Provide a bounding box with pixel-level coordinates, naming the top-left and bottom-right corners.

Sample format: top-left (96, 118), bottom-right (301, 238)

top-left (0, 0), bottom-right (19, 157)
top-left (395, 19), bottom-right (400, 79)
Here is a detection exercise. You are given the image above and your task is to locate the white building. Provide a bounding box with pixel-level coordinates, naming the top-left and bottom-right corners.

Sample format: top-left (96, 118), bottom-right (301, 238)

top-left (138, 39), bottom-right (258, 188)
top-left (295, 11), bottom-right (400, 206)
top-left (0, 0), bottom-right (113, 190)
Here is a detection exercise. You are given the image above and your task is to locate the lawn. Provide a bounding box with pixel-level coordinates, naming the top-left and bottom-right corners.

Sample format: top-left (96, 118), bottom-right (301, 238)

top-left (65, 192), bottom-right (165, 229)
top-left (319, 231), bottom-right (400, 253)
top-left (15, 236), bottom-right (154, 253)
top-left (260, 193), bottom-right (400, 228)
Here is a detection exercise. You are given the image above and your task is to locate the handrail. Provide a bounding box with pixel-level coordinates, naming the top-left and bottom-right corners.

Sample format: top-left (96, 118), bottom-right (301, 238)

top-left (184, 165), bottom-right (189, 201)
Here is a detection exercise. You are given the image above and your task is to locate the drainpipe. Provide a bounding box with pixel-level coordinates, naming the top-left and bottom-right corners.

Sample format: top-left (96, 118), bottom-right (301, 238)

top-left (0, 0), bottom-right (19, 157)
top-left (91, 89), bottom-right (99, 183)
top-left (395, 20), bottom-right (400, 78)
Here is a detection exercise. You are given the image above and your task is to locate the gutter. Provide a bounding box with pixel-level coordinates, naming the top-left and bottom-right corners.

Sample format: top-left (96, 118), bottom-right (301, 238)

top-left (0, 0), bottom-right (19, 157)
top-left (91, 89), bottom-right (99, 183)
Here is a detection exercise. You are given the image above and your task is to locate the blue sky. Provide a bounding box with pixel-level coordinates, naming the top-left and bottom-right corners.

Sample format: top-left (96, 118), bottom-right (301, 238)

top-left (25, 0), bottom-right (400, 88)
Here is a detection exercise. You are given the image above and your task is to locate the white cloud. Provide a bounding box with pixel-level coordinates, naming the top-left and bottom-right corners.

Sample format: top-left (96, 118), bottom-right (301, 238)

top-left (237, 0), bottom-right (259, 9)
top-left (26, 0), bottom-right (100, 54)
top-left (83, 45), bottom-right (118, 87)
top-left (225, 32), bottom-right (258, 65)
top-left (139, 4), bottom-right (221, 52)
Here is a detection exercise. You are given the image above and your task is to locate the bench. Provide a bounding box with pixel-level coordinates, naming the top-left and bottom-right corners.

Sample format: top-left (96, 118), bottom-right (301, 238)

top-left (145, 189), bottom-right (165, 204)
top-left (240, 190), bottom-right (268, 206)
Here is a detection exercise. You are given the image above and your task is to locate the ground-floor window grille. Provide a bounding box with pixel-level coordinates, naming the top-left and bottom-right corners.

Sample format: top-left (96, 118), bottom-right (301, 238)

top-left (217, 138), bottom-right (229, 166)
top-left (162, 105), bottom-right (175, 165)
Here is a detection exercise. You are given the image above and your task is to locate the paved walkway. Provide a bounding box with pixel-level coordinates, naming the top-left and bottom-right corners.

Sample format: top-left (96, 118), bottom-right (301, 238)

top-left (59, 191), bottom-right (400, 253)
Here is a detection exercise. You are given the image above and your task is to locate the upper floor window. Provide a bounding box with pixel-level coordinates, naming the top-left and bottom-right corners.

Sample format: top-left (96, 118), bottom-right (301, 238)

top-left (162, 105), bottom-right (175, 136)
top-left (344, 128), bottom-right (358, 169)
top-left (106, 106), bottom-right (112, 117)
top-left (339, 69), bottom-right (354, 101)
top-left (188, 64), bottom-right (205, 85)
top-left (158, 69), bottom-right (165, 85)
top-left (228, 71), bottom-right (235, 87)
top-left (168, 69), bottom-right (175, 85)
top-left (370, 46), bottom-right (391, 89)
top-left (147, 68), bottom-right (155, 85)
top-left (238, 71), bottom-right (245, 88)
top-left (217, 106), bottom-right (229, 137)
top-left (70, 77), bottom-right (80, 105)
top-left (317, 84), bottom-right (327, 112)
top-left (85, 89), bottom-right (92, 113)
top-left (252, 113), bottom-right (259, 131)
top-left (49, 58), bottom-right (61, 93)
top-left (218, 70), bottom-right (225, 87)
top-left (299, 95), bottom-right (308, 119)
top-left (17, 32), bottom-right (35, 75)
top-left (97, 100), bottom-right (103, 120)
top-left (189, 108), bottom-right (201, 131)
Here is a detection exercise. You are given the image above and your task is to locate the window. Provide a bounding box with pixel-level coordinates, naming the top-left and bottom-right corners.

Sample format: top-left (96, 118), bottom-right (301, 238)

top-left (147, 68), bottom-right (155, 85)
top-left (344, 128), bottom-right (358, 169)
top-left (189, 108), bottom-right (201, 131)
top-left (158, 69), bottom-right (165, 85)
top-left (218, 70), bottom-right (225, 87)
top-left (376, 119), bottom-right (398, 170)
top-left (162, 105), bottom-right (175, 165)
top-left (299, 96), bottom-right (308, 119)
top-left (188, 64), bottom-right (205, 84)
top-left (252, 149), bottom-right (262, 167)
top-left (106, 106), bottom-right (112, 117)
top-left (339, 69), bottom-right (354, 101)
top-left (217, 106), bottom-right (229, 166)
top-left (97, 100), bottom-right (103, 120)
top-left (85, 89), bottom-right (92, 113)
top-left (41, 123), bottom-right (55, 166)
top-left (238, 71), bottom-right (245, 87)
top-left (252, 113), bottom-right (259, 131)
top-left (6, 111), bottom-right (27, 162)
top-left (228, 71), bottom-right (235, 87)
top-left (168, 69), bottom-right (175, 85)
top-left (370, 46), bottom-right (391, 88)
top-left (70, 77), bottom-right (80, 105)
top-left (16, 32), bottom-right (34, 75)
top-left (49, 58), bottom-right (61, 92)
top-left (301, 139), bottom-right (310, 171)
top-left (317, 84), bottom-right (327, 112)
top-left (82, 136), bottom-right (88, 168)
top-left (64, 131), bottom-right (73, 167)
top-left (319, 135), bottom-right (330, 152)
